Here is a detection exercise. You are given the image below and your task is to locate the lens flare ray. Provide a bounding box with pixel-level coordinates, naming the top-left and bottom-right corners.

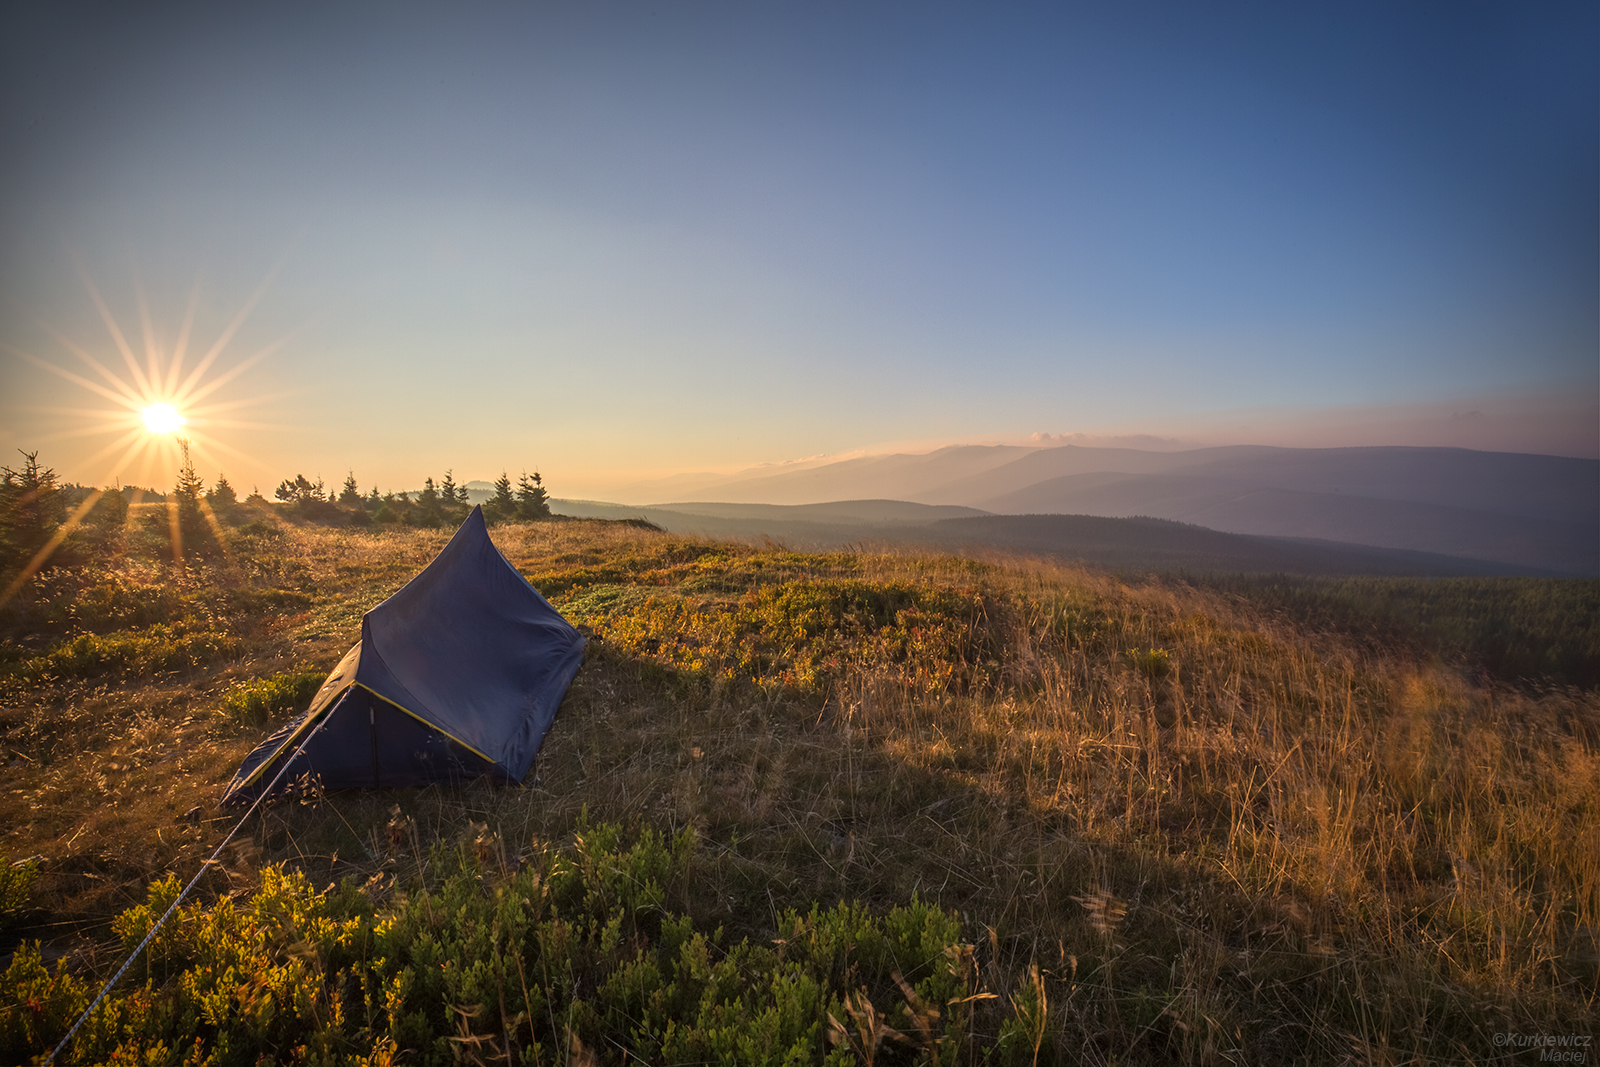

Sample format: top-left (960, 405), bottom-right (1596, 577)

top-left (34, 324), bottom-right (144, 403)
top-left (73, 255), bottom-right (154, 399)
top-left (172, 241), bottom-right (297, 404)
top-left (164, 277), bottom-right (204, 397)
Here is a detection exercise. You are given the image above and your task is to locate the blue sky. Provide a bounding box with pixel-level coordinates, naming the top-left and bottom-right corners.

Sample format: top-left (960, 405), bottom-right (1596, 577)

top-left (1, 2), bottom-right (1594, 497)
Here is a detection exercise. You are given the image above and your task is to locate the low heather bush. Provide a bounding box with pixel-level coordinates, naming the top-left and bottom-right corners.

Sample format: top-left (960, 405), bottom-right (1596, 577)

top-left (1, 821), bottom-right (1034, 1066)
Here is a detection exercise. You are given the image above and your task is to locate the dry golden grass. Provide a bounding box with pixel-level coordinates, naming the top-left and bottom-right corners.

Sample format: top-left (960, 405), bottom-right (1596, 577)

top-left (2, 512), bottom-right (1596, 1063)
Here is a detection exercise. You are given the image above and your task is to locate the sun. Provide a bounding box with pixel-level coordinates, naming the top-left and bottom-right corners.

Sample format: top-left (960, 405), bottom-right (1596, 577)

top-left (141, 402), bottom-right (186, 435)
top-left (4, 252), bottom-right (300, 491)
top-left (0, 254), bottom-right (305, 604)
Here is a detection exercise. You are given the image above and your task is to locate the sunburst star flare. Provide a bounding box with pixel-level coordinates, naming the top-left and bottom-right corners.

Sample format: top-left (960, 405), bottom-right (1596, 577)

top-left (141, 403), bottom-right (185, 435)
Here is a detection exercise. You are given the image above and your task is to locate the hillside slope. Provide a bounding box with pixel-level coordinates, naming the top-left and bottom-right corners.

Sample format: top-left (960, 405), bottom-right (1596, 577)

top-left (975, 475), bottom-right (1597, 574)
top-left (2, 513), bottom-right (1595, 1063)
top-left (918, 513), bottom-right (1548, 576)
top-left (609, 444), bottom-right (1599, 574)
top-left (6, 511), bottom-right (1593, 1062)
top-left (554, 498), bottom-right (1553, 576)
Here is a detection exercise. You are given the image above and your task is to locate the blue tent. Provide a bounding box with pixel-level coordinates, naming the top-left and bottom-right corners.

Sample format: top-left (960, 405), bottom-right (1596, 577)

top-left (222, 506), bottom-right (585, 805)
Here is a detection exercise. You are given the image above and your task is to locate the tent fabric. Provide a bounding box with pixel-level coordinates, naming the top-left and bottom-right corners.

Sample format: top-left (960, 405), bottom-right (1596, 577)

top-left (222, 507), bottom-right (585, 805)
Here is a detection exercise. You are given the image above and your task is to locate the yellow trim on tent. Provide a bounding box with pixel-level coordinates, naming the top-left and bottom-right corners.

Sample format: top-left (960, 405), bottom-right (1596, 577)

top-left (349, 681), bottom-right (499, 767)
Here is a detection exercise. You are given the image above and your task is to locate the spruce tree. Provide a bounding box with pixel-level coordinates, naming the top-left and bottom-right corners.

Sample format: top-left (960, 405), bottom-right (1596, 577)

top-left (486, 471), bottom-right (516, 524)
top-left (208, 473), bottom-right (237, 507)
top-left (418, 477), bottom-right (442, 527)
top-left (339, 471), bottom-right (362, 505)
top-left (173, 441), bottom-right (216, 557)
top-left (517, 470), bottom-right (551, 520)
top-left (274, 474), bottom-right (318, 503)
top-left (0, 450), bottom-right (65, 566)
top-left (93, 483), bottom-right (128, 533)
top-left (440, 470), bottom-right (457, 505)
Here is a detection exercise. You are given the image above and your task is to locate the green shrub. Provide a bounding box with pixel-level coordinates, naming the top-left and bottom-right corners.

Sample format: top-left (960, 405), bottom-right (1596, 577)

top-left (219, 669), bottom-right (326, 725)
top-left (17, 625), bottom-right (244, 681)
top-left (560, 578), bottom-right (1005, 696)
top-left (1128, 646), bottom-right (1172, 679)
top-left (62, 579), bottom-right (182, 632)
top-left (0, 858), bottom-right (39, 931)
top-left (3, 821), bottom-right (1005, 1066)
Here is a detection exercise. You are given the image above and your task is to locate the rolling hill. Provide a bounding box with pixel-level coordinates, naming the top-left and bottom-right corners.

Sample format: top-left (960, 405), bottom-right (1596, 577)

top-left (602, 444), bottom-right (1599, 575)
top-left (551, 499), bottom-right (1548, 576)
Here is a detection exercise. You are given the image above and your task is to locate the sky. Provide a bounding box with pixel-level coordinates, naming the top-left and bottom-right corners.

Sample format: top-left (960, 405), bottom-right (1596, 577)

top-left (1, 1), bottom-right (1595, 500)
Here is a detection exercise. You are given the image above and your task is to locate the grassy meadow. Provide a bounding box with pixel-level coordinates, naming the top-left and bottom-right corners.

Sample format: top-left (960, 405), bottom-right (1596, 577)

top-left (1, 499), bottom-right (1597, 1064)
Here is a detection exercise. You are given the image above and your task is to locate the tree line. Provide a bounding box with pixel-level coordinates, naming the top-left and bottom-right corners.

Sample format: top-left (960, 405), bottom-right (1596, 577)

top-left (1, 446), bottom-right (558, 597)
top-left (270, 468), bottom-right (551, 527)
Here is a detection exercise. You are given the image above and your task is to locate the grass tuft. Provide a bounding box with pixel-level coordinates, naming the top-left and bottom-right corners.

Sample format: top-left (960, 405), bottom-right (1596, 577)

top-left (0, 860), bottom-right (38, 931)
top-left (218, 669), bottom-right (326, 726)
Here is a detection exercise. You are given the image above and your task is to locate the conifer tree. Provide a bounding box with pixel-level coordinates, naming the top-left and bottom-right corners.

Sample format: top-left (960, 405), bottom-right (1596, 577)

top-left (207, 473), bottom-right (237, 507)
top-left (339, 472), bottom-right (362, 505)
top-left (93, 483), bottom-right (128, 533)
top-left (418, 477), bottom-right (443, 527)
top-left (173, 441), bottom-right (216, 556)
top-left (274, 474), bottom-right (318, 503)
top-left (175, 442), bottom-right (204, 502)
top-left (440, 470), bottom-right (457, 505)
top-left (517, 470), bottom-right (551, 520)
top-left (486, 471), bottom-right (516, 523)
top-left (0, 450), bottom-right (65, 565)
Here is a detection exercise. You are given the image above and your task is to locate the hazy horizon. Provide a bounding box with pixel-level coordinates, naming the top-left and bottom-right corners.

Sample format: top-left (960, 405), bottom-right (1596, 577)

top-left (2, 3), bottom-right (1595, 498)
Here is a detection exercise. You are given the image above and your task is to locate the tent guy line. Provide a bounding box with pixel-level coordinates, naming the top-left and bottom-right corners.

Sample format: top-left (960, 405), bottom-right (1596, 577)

top-left (50, 507), bottom-right (589, 1064)
top-left (45, 707), bottom-right (337, 1067)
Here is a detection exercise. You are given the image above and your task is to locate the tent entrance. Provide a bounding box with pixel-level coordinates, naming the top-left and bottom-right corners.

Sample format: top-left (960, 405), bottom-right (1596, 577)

top-left (226, 686), bottom-right (510, 804)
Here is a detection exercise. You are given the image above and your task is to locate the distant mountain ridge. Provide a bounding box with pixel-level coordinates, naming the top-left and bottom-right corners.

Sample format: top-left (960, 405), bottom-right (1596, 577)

top-left (602, 444), bottom-right (1597, 575)
top-left (549, 499), bottom-right (1551, 577)
top-left (655, 500), bottom-right (986, 524)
